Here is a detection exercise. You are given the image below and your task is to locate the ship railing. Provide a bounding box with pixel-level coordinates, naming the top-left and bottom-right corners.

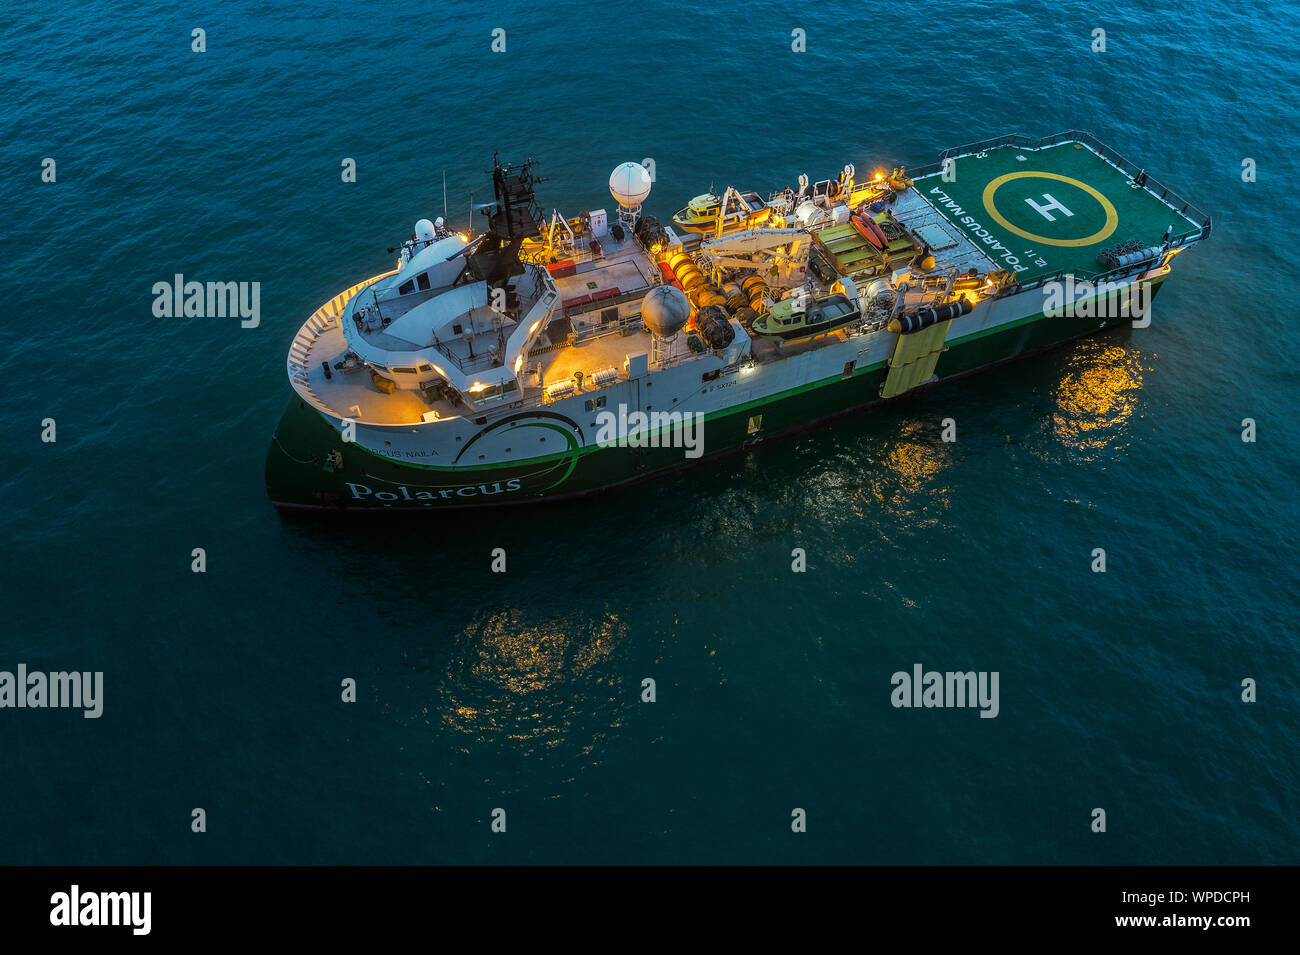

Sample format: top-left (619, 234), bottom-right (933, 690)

top-left (567, 287), bottom-right (647, 331)
top-left (434, 342), bottom-right (503, 374)
top-left (530, 260), bottom-right (558, 300)
top-left (441, 264), bottom-right (560, 380)
top-left (567, 244), bottom-right (600, 266)
top-left (992, 256), bottom-right (1175, 302)
top-left (521, 239), bottom-right (602, 268)
top-left (287, 270), bottom-right (399, 403)
top-left (908, 129), bottom-right (1212, 244)
top-left (572, 311), bottom-right (645, 344)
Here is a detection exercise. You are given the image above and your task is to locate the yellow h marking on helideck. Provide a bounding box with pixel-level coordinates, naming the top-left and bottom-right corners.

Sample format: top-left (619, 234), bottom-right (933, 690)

top-left (982, 172), bottom-right (1119, 247)
top-left (1024, 193), bottom-right (1075, 221)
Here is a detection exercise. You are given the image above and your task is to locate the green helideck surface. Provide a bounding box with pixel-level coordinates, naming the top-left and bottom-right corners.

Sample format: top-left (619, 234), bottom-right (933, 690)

top-left (915, 141), bottom-right (1201, 281)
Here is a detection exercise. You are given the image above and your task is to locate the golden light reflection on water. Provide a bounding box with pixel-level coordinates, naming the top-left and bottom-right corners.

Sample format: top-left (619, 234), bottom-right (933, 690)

top-left (1051, 343), bottom-right (1144, 457)
top-left (438, 607), bottom-right (628, 754)
top-left (859, 424), bottom-right (955, 526)
top-left (774, 422), bottom-right (956, 532)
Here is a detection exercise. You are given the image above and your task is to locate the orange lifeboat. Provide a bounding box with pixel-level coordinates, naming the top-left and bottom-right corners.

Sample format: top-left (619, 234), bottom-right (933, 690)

top-left (851, 212), bottom-right (889, 250)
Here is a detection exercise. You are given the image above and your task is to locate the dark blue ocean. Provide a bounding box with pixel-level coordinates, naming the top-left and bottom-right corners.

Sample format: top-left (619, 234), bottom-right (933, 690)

top-left (3, 0), bottom-right (1297, 864)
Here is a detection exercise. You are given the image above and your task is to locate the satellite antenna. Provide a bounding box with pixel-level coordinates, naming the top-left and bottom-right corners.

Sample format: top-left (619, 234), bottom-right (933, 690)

top-left (609, 161), bottom-right (653, 233)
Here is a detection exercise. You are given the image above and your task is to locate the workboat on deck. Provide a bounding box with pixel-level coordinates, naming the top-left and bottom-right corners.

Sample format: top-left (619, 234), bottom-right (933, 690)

top-left (751, 284), bottom-right (862, 341)
top-left (671, 187), bottom-right (772, 235)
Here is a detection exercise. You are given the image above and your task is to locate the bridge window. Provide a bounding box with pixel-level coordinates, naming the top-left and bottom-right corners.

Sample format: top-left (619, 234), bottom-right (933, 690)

top-left (417, 272), bottom-right (431, 291)
top-left (473, 378), bottom-right (518, 403)
top-left (398, 280), bottom-right (415, 295)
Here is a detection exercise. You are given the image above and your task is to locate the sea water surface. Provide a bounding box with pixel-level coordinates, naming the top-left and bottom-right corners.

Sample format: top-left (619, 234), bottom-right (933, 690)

top-left (2, 0), bottom-right (1298, 864)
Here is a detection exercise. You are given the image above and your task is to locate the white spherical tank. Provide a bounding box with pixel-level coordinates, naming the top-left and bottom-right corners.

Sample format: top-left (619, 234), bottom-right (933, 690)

top-left (609, 162), bottom-right (652, 209)
top-left (414, 218), bottom-right (436, 242)
top-left (641, 285), bottom-right (691, 338)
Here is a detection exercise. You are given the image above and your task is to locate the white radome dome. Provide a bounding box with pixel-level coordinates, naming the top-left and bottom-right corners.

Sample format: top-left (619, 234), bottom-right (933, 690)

top-left (609, 162), bottom-right (652, 209)
top-left (641, 285), bottom-right (690, 337)
top-left (415, 218), bottom-right (436, 242)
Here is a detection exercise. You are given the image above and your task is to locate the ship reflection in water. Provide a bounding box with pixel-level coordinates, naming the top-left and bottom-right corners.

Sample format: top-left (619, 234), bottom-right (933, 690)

top-left (439, 606), bottom-right (630, 758)
top-left (415, 342), bottom-right (1142, 758)
top-left (751, 339), bottom-right (1143, 548)
top-left (743, 420), bottom-right (956, 533)
top-left (1049, 341), bottom-right (1145, 460)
